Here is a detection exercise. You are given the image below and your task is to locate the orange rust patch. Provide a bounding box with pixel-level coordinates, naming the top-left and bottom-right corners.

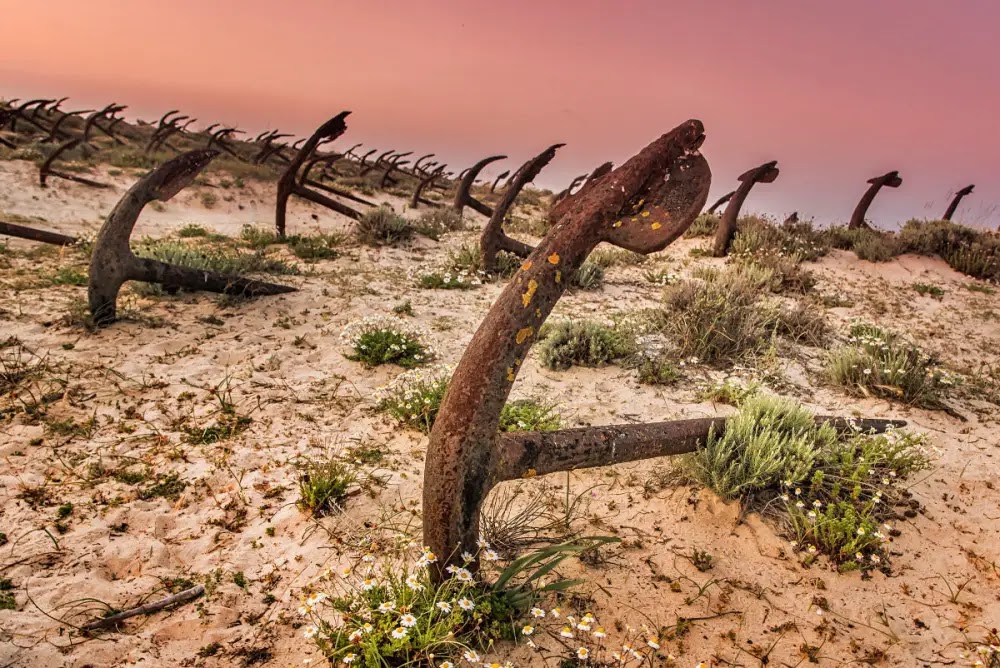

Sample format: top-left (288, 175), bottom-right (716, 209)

top-left (547, 253), bottom-right (560, 265)
top-left (521, 279), bottom-right (538, 307)
top-left (521, 260), bottom-right (533, 272)
top-left (651, 222), bottom-right (662, 230)
top-left (515, 326), bottom-right (534, 344)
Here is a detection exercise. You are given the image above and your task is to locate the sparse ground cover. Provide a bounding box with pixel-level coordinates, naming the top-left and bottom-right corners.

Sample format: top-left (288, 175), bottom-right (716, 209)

top-left (0, 145), bottom-right (999, 667)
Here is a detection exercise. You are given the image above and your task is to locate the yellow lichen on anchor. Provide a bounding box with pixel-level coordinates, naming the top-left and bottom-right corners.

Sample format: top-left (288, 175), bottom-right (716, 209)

top-left (521, 279), bottom-right (538, 307)
top-left (515, 326), bottom-right (534, 344)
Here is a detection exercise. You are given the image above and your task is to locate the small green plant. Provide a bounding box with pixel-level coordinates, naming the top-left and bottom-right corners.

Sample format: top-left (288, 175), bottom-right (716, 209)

top-left (354, 207), bottom-right (414, 246)
top-left (636, 355), bottom-right (681, 385)
top-left (642, 267), bottom-right (680, 286)
top-left (684, 395), bottom-right (831, 500)
top-left (851, 229), bottom-right (901, 262)
top-left (912, 282), bottom-right (945, 299)
top-left (414, 209), bottom-right (464, 239)
top-left (826, 322), bottom-right (958, 408)
top-left (657, 264), bottom-right (777, 363)
top-left (682, 395), bottom-right (931, 569)
top-left (0, 578), bottom-right (14, 610)
top-left (685, 213), bottom-right (719, 237)
top-left (587, 246), bottom-right (648, 268)
top-left (297, 457), bottom-right (356, 517)
top-left (48, 266), bottom-right (88, 286)
top-left (342, 316), bottom-right (435, 368)
top-left (374, 365), bottom-right (452, 433)
top-left (774, 299), bottom-right (830, 346)
top-left (963, 282), bottom-right (996, 295)
top-left (417, 270), bottom-right (481, 290)
top-left (393, 300), bottom-right (414, 316)
top-left (535, 320), bottom-right (636, 371)
top-left (240, 225), bottom-right (277, 249)
top-left (569, 261), bottom-right (604, 290)
top-left (134, 239), bottom-right (297, 277)
top-left (497, 399), bottom-right (561, 432)
top-left (178, 224), bottom-right (209, 238)
top-left (447, 243), bottom-right (520, 280)
top-left (138, 473), bottom-right (187, 501)
top-left (286, 233), bottom-right (343, 260)
top-left (300, 538), bottom-right (617, 666)
top-left (691, 548), bottom-right (714, 572)
top-left (200, 191), bottom-right (218, 209)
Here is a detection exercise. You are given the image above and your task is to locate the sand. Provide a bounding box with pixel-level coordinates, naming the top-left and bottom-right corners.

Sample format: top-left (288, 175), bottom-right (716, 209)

top-left (0, 159), bottom-right (998, 668)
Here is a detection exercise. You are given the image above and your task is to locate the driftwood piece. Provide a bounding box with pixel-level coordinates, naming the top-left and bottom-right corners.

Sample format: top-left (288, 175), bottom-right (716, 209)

top-left (942, 185), bottom-right (974, 221)
top-left (0, 221), bottom-right (77, 246)
top-left (849, 171), bottom-right (902, 230)
top-left (480, 144), bottom-right (563, 271)
top-left (82, 585), bottom-right (205, 631)
top-left (453, 155), bottom-right (505, 217)
top-left (275, 112), bottom-right (361, 238)
top-left (88, 150), bottom-right (296, 325)
top-left (705, 190), bottom-right (735, 215)
top-left (713, 160), bottom-right (779, 256)
top-left (39, 138), bottom-right (110, 189)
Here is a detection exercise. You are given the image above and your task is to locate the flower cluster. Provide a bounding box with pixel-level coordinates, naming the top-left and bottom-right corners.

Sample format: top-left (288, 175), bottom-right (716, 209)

top-left (642, 267), bottom-right (681, 286)
top-left (373, 364), bottom-right (453, 433)
top-left (827, 322), bottom-right (959, 407)
top-left (413, 266), bottom-right (485, 290)
top-left (341, 315), bottom-right (436, 369)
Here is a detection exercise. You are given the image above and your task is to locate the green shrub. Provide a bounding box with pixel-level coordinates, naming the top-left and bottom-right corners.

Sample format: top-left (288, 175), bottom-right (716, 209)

top-left (374, 365), bottom-right (452, 433)
top-left (731, 216), bottom-right (828, 262)
top-left (535, 320), bottom-right (636, 371)
top-left (642, 267), bottom-right (680, 286)
top-left (636, 355), bottom-right (681, 385)
top-left (240, 225), bottom-right (278, 249)
top-left (588, 246), bottom-right (648, 268)
top-left (200, 191), bottom-right (218, 209)
top-left (685, 213), bottom-right (719, 237)
top-left (355, 207), bottom-right (414, 246)
top-left (569, 261), bottom-right (604, 290)
top-left (697, 379), bottom-right (760, 406)
top-left (683, 395), bottom-right (931, 569)
top-left (414, 209), bottom-right (464, 240)
top-left (286, 233), bottom-right (343, 260)
top-left (297, 458), bottom-right (355, 517)
top-left (851, 229), bottom-right (901, 262)
top-left (826, 322), bottom-right (958, 408)
top-left (657, 265), bottom-right (776, 363)
top-left (178, 224), bottom-right (209, 238)
top-left (912, 283), bottom-right (945, 299)
top-left (774, 300), bottom-right (829, 346)
top-left (134, 239), bottom-right (297, 276)
top-left (497, 399), bottom-right (561, 432)
top-left (341, 316), bottom-right (435, 368)
top-left (301, 538), bottom-right (615, 666)
top-left (684, 395), bottom-right (831, 500)
top-left (48, 266), bottom-right (88, 286)
top-left (447, 243), bottom-right (520, 279)
top-left (417, 270), bottom-right (481, 290)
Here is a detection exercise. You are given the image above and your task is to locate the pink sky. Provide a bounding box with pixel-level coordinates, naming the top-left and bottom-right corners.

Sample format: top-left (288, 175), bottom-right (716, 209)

top-left (2, 0), bottom-right (997, 227)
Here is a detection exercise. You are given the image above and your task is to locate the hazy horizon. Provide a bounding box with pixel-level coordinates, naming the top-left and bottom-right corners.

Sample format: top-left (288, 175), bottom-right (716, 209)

top-left (2, 0), bottom-right (997, 227)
